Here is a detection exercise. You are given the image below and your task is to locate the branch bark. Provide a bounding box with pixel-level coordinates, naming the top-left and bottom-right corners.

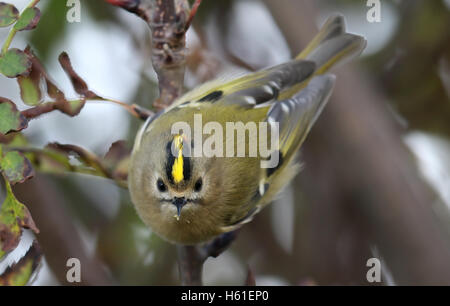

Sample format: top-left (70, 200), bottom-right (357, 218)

top-left (106, 0), bottom-right (193, 110)
top-left (177, 231), bottom-right (239, 286)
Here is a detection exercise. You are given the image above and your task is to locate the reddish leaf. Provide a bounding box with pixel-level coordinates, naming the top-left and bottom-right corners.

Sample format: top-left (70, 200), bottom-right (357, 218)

top-left (23, 47), bottom-right (66, 102)
top-left (21, 99), bottom-right (86, 119)
top-left (104, 140), bottom-right (131, 181)
top-left (104, 140), bottom-right (130, 165)
top-left (58, 52), bottom-right (98, 99)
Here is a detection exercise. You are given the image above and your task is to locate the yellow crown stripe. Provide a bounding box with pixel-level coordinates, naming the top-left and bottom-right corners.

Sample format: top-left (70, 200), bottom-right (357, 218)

top-left (172, 135), bottom-right (184, 183)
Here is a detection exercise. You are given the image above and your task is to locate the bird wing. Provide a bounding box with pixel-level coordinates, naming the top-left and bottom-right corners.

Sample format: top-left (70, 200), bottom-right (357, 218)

top-left (171, 59), bottom-right (317, 109)
top-left (266, 74), bottom-right (335, 163)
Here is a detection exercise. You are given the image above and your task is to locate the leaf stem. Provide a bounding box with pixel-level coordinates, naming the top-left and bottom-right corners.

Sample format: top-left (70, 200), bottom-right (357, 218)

top-left (1, 28), bottom-right (17, 55)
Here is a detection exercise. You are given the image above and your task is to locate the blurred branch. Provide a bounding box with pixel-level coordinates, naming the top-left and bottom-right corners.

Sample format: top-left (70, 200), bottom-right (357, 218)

top-left (264, 0), bottom-right (450, 285)
top-left (13, 174), bottom-right (115, 285)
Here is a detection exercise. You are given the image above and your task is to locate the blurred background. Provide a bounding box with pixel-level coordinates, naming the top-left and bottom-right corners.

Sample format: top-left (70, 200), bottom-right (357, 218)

top-left (1, 0), bottom-right (450, 285)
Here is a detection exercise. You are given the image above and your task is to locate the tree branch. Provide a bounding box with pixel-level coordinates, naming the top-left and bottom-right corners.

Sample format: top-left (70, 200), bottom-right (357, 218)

top-left (13, 174), bottom-right (115, 285)
top-left (176, 231), bottom-right (239, 286)
top-left (106, 0), bottom-right (195, 110)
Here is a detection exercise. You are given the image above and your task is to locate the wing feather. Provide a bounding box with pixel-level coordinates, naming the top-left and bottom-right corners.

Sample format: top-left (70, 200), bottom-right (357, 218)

top-left (267, 74), bottom-right (335, 161)
top-left (172, 60), bottom-right (316, 109)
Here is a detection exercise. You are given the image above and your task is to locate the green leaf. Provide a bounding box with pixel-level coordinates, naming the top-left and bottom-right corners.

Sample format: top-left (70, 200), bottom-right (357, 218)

top-left (13, 7), bottom-right (40, 31)
top-left (0, 177), bottom-right (39, 259)
top-left (0, 3), bottom-right (19, 27)
top-left (0, 48), bottom-right (32, 78)
top-left (0, 150), bottom-right (34, 185)
top-left (29, 148), bottom-right (72, 174)
top-left (0, 98), bottom-right (28, 135)
top-left (18, 76), bottom-right (42, 106)
top-left (0, 240), bottom-right (42, 286)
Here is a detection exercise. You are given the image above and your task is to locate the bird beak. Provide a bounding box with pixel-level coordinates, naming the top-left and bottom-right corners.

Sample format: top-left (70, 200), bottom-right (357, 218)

top-left (172, 197), bottom-right (187, 220)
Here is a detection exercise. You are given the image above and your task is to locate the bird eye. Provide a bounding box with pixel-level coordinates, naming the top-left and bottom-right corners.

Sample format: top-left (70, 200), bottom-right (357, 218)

top-left (157, 178), bottom-right (167, 192)
top-left (194, 178), bottom-right (203, 192)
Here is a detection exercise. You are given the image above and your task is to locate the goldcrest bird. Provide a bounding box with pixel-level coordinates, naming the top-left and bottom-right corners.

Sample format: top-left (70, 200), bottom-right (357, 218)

top-left (129, 15), bottom-right (366, 245)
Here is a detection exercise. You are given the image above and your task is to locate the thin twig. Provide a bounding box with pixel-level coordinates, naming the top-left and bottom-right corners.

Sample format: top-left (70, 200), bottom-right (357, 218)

top-left (184, 0), bottom-right (202, 31)
top-left (92, 97), bottom-right (154, 120)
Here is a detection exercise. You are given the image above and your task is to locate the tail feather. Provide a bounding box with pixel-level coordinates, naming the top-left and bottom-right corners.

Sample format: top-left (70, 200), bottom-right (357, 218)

top-left (296, 14), bottom-right (346, 60)
top-left (297, 14), bottom-right (366, 73)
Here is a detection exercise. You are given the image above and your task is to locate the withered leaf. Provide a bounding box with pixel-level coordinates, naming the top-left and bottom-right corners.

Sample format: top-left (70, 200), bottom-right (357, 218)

top-left (23, 47), bottom-right (66, 102)
top-left (58, 52), bottom-right (98, 99)
top-left (0, 98), bottom-right (28, 135)
top-left (17, 48), bottom-right (44, 106)
top-left (104, 140), bottom-right (130, 164)
top-left (0, 150), bottom-right (34, 185)
top-left (13, 7), bottom-right (40, 31)
top-left (21, 99), bottom-right (86, 119)
top-left (0, 177), bottom-right (39, 259)
top-left (104, 140), bottom-right (130, 181)
top-left (0, 240), bottom-right (42, 286)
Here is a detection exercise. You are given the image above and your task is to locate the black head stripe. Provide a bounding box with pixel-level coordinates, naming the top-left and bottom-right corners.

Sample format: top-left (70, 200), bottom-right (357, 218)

top-left (165, 139), bottom-right (191, 184)
top-left (165, 141), bottom-right (175, 184)
top-left (183, 155), bottom-right (191, 182)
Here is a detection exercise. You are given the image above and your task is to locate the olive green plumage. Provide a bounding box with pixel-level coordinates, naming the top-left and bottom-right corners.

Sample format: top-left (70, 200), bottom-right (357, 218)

top-left (129, 15), bottom-right (366, 245)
